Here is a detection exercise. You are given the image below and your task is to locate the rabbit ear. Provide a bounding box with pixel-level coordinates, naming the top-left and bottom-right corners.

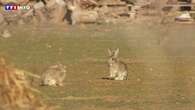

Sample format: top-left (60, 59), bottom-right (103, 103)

top-left (114, 48), bottom-right (119, 57)
top-left (108, 48), bottom-right (112, 56)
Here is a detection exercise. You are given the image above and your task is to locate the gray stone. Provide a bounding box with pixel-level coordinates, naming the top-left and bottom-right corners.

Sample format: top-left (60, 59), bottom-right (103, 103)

top-left (1, 30), bottom-right (11, 38)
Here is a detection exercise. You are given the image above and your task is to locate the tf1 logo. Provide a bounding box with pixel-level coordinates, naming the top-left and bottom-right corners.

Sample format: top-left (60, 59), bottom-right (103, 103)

top-left (4, 3), bottom-right (31, 11)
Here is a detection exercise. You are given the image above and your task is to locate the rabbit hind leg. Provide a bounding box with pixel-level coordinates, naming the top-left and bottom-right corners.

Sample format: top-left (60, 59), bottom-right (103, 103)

top-left (115, 73), bottom-right (127, 80)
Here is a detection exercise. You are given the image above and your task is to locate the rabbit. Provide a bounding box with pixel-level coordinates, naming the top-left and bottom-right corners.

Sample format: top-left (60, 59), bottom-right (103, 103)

top-left (41, 63), bottom-right (66, 86)
top-left (107, 48), bottom-right (128, 80)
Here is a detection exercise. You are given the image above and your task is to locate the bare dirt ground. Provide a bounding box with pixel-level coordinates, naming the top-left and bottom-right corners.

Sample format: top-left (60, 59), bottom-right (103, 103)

top-left (0, 22), bottom-right (195, 110)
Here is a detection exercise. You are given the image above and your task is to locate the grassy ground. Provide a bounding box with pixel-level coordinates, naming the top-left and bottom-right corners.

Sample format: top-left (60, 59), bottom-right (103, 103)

top-left (0, 23), bottom-right (195, 110)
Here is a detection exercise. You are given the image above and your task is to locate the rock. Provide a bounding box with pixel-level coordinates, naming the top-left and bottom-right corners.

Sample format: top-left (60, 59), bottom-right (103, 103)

top-left (1, 30), bottom-right (11, 38)
top-left (175, 11), bottom-right (193, 21)
top-left (67, 0), bottom-right (99, 25)
top-left (33, 1), bottom-right (45, 10)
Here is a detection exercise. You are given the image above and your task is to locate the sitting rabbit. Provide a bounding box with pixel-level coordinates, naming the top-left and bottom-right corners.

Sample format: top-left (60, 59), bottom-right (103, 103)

top-left (107, 48), bottom-right (128, 80)
top-left (41, 63), bottom-right (66, 86)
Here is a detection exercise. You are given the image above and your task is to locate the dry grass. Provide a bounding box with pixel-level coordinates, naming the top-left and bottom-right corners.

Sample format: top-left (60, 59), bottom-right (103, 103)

top-left (0, 57), bottom-right (53, 110)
